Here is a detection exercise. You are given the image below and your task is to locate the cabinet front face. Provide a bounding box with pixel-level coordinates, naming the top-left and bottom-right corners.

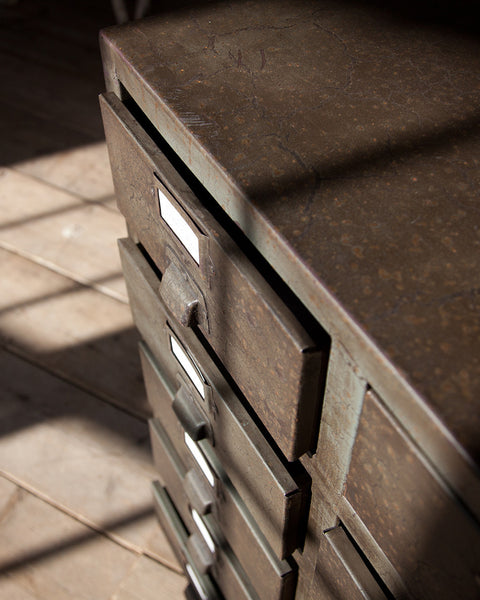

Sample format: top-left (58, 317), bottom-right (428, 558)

top-left (153, 479), bottom-right (263, 600)
top-left (345, 389), bottom-right (480, 600)
top-left (150, 418), bottom-right (294, 600)
top-left (119, 237), bottom-right (309, 558)
top-left (152, 482), bottom-right (221, 600)
top-left (311, 533), bottom-right (386, 600)
top-left (116, 234), bottom-right (304, 600)
top-left (100, 91), bottom-right (329, 461)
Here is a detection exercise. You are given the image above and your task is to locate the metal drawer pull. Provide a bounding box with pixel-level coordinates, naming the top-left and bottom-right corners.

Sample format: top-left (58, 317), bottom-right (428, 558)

top-left (187, 533), bottom-right (215, 575)
top-left (158, 188), bottom-right (200, 264)
top-left (172, 384), bottom-right (210, 441)
top-left (159, 260), bottom-right (208, 329)
top-left (185, 432), bottom-right (215, 487)
top-left (185, 469), bottom-right (214, 515)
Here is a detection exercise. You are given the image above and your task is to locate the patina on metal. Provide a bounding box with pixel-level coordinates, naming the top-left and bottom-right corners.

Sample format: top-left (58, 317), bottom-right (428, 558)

top-left (100, 3), bottom-right (480, 598)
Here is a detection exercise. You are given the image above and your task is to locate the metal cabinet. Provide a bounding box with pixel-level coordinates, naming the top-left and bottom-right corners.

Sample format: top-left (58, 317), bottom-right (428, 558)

top-left (100, 3), bottom-right (480, 598)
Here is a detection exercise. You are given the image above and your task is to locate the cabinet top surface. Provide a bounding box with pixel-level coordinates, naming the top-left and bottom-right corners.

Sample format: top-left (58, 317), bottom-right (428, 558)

top-left (101, 1), bottom-right (480, 466)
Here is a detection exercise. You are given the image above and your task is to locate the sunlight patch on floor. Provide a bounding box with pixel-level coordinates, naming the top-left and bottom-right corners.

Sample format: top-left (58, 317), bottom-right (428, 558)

top-left (12, 141), bottom-right (115, 201)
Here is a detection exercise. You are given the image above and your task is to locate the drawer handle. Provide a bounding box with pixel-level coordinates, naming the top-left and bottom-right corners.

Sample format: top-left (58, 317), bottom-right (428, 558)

top-left (173, 384), bottom-right (211, 441)
top-left (184, 584), bottom-right (201, 600)
top-left (186, 533), bottom-right (215, 575)
top-left (159, 260), bottom-right (208, 329)
top-left (184, 469), bottom-right (214, 515)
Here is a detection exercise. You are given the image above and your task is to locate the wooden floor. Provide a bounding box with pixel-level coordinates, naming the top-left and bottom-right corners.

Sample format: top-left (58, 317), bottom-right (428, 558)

top-left (0, 2), bottom-right (187, 598)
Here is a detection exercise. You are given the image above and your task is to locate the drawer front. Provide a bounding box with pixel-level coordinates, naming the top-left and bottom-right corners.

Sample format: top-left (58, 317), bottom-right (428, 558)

top-left (151, 482), bottom-right (220, 600)
top-left (150, 417), bottom-right (296, 600)
top-left (311, 531), bottom-right (384, 600)
top-left (119, 236), bottom-right (307, 558)
top-left (152, 481), bottom-right (255, 600)
top-left (140, 332), bottom-right (308, 558)
top-left (101, 91), bottom-right (327, 460)
top-left (345, 389), bottom-right (480, 600)
top-left (139, 329), bottom-right (306, 560)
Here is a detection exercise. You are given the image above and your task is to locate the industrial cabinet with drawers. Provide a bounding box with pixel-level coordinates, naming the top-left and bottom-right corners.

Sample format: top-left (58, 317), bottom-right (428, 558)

top-left (99, 3), bottom-right (480, 599)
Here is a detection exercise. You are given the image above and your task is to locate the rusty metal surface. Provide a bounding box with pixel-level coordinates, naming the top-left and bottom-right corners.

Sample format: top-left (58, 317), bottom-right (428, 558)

top-left (324, 526), bottom-right (388, 599)
top-left (310, 534), bottom-right (368, 600)
top-left (101, 91), bottom-right (327, 460)
top-left (99, 2), bottom-right (480, 479)
top-left (151, 481), bottom-right (222, 600)
top-left (139, 337), bottom-right (304, 561)
top-left (345, 389), bottom-right (480, 600)
top-left (149, 416), bottom-right (296, 600)
top-left (119, 237), bottom-right (306, 559)
top-left (150, 419), bottom-right (260, 600)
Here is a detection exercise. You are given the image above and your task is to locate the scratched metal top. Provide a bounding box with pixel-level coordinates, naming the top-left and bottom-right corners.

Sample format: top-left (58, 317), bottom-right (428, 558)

top-left (101, 2), bottom-right (480, 475)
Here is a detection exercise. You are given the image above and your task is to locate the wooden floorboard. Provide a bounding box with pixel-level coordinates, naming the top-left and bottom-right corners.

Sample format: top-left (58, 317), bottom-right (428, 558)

top-left (0, 246), bottom-right (149, 417)
top-left (13, 140), bottom-right (116, 201)
top-left (0, 475), bottom-right (185, 599)
top-left (0, 2), bottom-right (187, 597)
top-left (0, 167), bottom-right (127, 301)
top-left (0, 100), bottom-right (97, 166)
top-left (0, 0), bottom-right (111, 165)
top-left (0, 347), bottom-right (179, 566)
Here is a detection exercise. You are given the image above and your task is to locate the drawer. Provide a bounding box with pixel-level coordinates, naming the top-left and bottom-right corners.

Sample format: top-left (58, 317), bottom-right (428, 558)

top-left (139, 329), bottom-right (307, 559)
top-left (101, 91), bottom-right (328, 460)
top-left (119, 236), bottom-right (308, 558)
top-left (150, 417), bottom-right (296, 600)
top-left (151, 482), bottom-right (220, 600)
top-left (345, 389), bottom-right (480, 600)
top-left (152, 481), bottom-right (255, 600)
top-left (311, 526), bottom-right (389, 600)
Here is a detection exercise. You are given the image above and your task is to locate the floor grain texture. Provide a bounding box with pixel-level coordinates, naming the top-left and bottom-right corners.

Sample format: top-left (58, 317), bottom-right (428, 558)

top-left (0, 1), bottom-right (186, 598)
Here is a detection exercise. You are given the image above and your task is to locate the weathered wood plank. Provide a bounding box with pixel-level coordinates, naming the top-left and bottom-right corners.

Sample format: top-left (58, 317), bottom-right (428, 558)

top-left (0, 168), bottom-right (126, 301)
top-left (0, 476), bottom-right (138, 599)
top-left (111, 555), bottom-right (186, 600)
top-left (0, 3), bottom-right (183, 594)
top-left (0, 247), bottom-right (147, 416)
top-left (0, 99), bottom-right (96, 167)
top-left (0, 475), bottom-right (185, 599)
top-left (13, 141), bottom-right (115, 201)
top-left (0, 348), bottom-right (179, 571)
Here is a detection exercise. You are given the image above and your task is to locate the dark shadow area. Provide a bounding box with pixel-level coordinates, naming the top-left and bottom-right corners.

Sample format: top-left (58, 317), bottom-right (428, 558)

top-left (0, 0), bottom-right (227, 165)
top-left (0, 273), bottom-right (123, 315)
top-left (0, 502), bottom-right (155, 576)
top-left (0, 323), bottom-right (151, 440)
top-left (0, 196), bottom-right (111, 232)
top-left (343, 0), bottom-right (480, 37)
top-left (0, 0), bottom-right (114, 164)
